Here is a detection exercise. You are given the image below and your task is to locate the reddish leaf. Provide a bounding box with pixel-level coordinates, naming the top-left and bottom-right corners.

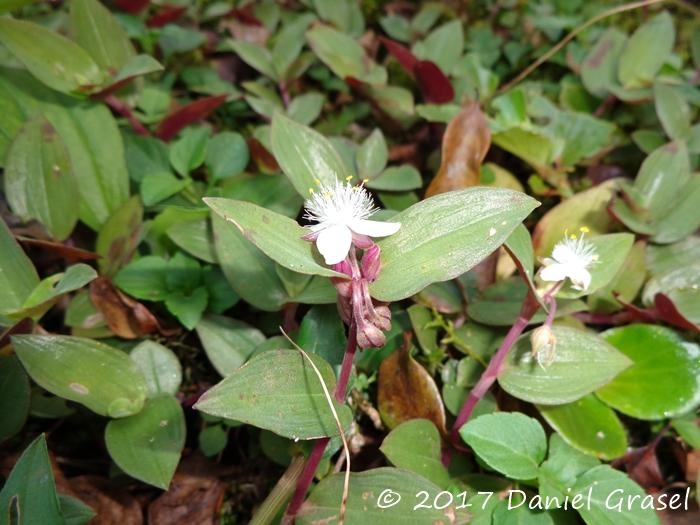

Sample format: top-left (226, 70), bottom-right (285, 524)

top-left (654, 293), bottom-right (700, 333)
top-left (246, 137), bottom-right (279, 173)
top-left (114, 0), bottom-right (149, 14)
top-left (425, 103), bottom-right (491, 197)
top-left (378, 335), bottom-right (447, 433)
top-left (0, 318), bottom-right (33, 350)
top-left (89, 277), bottom-right (171, 339)
top-left (155, 95), bottom-right (228, 141)
top-left (379, 37), bottom-right (418, 72)
top-left (147, 5), bottom-right (187, 28)
top-left (17, 237), bottom-right (100, 263)
top-left (227, 6), bottom-right (263, 26)
top-left (415, 60), bottom-right (454, 104)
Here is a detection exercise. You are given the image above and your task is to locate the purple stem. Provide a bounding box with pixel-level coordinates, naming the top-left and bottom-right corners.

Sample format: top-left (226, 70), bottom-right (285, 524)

top-left (449, 294), bottom-right (539, 447)
top-left (283, 321), bottom-right (358, 523)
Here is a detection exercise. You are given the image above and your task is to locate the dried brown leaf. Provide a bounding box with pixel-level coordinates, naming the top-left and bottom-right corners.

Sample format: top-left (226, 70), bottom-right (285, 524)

top-left (425, 103), bottom-right (491, 198)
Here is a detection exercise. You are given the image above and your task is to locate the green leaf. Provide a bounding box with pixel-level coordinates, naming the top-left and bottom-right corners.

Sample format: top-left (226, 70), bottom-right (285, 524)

top-left (199, 424), bottom-right (228, 457)
top-left (0, 17), bottom-right (105, 95)
top-left (205, 131), bottom-right (249, 180)
top-left (297, 467), bottom-right (471, 524)
top-left (105, 396), bottom-right (185, 489)
top-left (70, 0), bottom-right (135, 74)
top-left (195, 349), bottom-right (351, 440)
top-left (226, 40), bottom-right (276, 79)
top-left (296, 305), bottom-right (346, 367)
top-left (413, 19), bottom-right (463, 73)
top-left (671, 413), bottom-right (700, 448)
top-left (287, 92), bottom-right (325, 126)
top-left (12, 335), bottom-right (147, 418)
top-left (356, 128), bottom-right (388, 179)
top-left (195, 315), bottom-right (265, 377)
top-left (114, 255), bottom-right (170, 301)
top-left (380, 419), bottom-right (451, 488)
top-left (651, 175), bottom-right (700, 244)
top-left (270, 112), bottom-right (347, 197)
top-left (4, 115), bottom-right (78, 240)
top-left (588, 240), bottom-right (646, 314)
top-left (167, 218), bottom-right (217, 264)
top-left (140, 172), bottom-right (189, 206)
top-left (0, 217), bottom-right (39, 316)
top-left (164, 287), bottom-right (208, 330)
top-left (371, 188), bottom-right (540, 302)
top-left (597, 325), bottom-right (700, 420)
top-left (0, 355), bottom-right (30, 442)
top-left (460, 412), bottom-right (547, 480)
top-left (634, 141), bottom-right (690, 218)
top-left (647, 236), bottom-right (700, 277)
top-left (498, 326), bottom-right (632, 405)
top-left (205, 197), bottom-right (340, 278)
top-left (366, 166), bottom-right (422, 191)
top-left (654, 81), bottom-right (691, 141)
top-left (19, 263), bottom-right (97, 316)
top-left (618, 11), bottom-right (674, 89)
top-left (538, 434), bottom-right (600, 504)
top-left (169, 127), bottom-right (209, 177)
top-left (581, 28), bottom-right (627, 97)
top-left (306, 24), bottom-right (386, 84)
top-left (271, 13), bottom-right (316, 80)
top-left (58, 494), bottom-right (96, 525)
top-left (96, 195), bottom-right (143, 276)
top-left (538, 395), bottom-right (627, 460)
top-left (505, 223), bottom-right (539, 300)
top-left (572, 465), bottom-right (660, 525)
top-left (110, 54), bottom-right (163, 86)
top-left (130, 341), bottom-right (182, 398)
top-left (212, 214), bottom-right (289, 311)
top-left (0, 434), bottom-right (64, 524)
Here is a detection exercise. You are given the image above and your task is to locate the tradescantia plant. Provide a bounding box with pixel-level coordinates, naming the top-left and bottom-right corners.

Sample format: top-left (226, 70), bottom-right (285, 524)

top-left (1, 1), bottom-right (699, 524)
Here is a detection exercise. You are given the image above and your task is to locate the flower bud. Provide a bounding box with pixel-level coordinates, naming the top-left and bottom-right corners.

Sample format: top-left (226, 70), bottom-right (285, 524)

top-left (361, 244), bottom-right (381, 282)
top-left (530, 325), bottom-right (556, 369)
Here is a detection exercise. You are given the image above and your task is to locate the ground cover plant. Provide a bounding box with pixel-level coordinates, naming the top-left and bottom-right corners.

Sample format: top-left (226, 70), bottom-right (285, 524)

top-left (0, 0), bottom-right (699, 523)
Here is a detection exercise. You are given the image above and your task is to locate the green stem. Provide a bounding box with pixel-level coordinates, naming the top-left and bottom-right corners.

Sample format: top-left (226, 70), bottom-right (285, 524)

top-left (249, 456), bottom-right (306, 525)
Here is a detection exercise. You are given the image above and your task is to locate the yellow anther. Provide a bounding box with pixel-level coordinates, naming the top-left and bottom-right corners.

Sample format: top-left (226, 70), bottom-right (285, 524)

top-left (309, 188), bottom-right (315, 194)
top-left (580, 226), bottom-right (590, 233)
top-left (570, 234), bottom-right (577, 240)
top-left (362, 178), bottom-right (369, 184)
top-left (314, 178), bottom-right (321, 186)
top-left (345, 175), bottom-right (353, 182)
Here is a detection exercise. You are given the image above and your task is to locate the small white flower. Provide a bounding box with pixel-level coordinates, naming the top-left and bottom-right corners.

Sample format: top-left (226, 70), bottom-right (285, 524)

top-left (539, 229), bottom-right (598, 291)
top-left (303, 180), bottom-right (400, 265)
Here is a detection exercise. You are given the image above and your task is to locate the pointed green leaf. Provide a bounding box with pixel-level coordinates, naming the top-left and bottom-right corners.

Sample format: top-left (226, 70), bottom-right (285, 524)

top-left (371, 188), bottom-right (540, 301)
top-left (270, 112), bottom-right (347, 196)
top-left (205, 197), bottom-right (341, 278)
top-left (654, 81), bottom-right (691, 141)
top-left (0, 435), bottom-right (64, 524)
top-left (105, 396), bottom-right (185, 489)
top-left (0, 218), bottom-right (39, 317)
top-left (195, 349), bottom-right (351, 440)
top-left (70, 0), bottom-right (136, 74)
top-left (12, 335), bottom-right (147, 418)
top-left (5, 116), bottom-right (78, 240)
top-left (581, 28), bottom-right (627, 97)
top-left (0, 355), bottom-right (31, 442)
top-left (195, 315), bottom-right (265, 377)
top-left (618, 11), bottom-right (674, 89)
top-left (0, 17), bottom-right (104, 95)
top-left (498, 326), bottom-right (632, 405)
top-left (212, 214), bottom-right (288, 311)
top-left (96, 195), bottom-right (143, 276)
top-left (225, 40), bottom-right (276, 79)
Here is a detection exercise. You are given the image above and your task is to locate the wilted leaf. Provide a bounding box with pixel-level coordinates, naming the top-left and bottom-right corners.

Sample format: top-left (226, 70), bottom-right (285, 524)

top-left (425, 103), bottom-right (490, 197)
top-left (378, 342), bottom-right (446, 433)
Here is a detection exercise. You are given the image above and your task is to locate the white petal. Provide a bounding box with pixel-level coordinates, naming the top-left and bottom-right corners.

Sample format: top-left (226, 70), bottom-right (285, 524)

top-left (568, 266), bottom-right (592, 291)
top-left (551, 243), bottom-right (577, 264)
top-left (316, 224), bottom-right (353, 265)
top-left (539, 263), bottom-right (570, 283)
top-left (348, 218), bottom-right (401, 238)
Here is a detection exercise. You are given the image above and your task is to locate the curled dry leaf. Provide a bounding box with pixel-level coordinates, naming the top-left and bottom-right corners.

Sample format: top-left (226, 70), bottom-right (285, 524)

top-left (378, 335), bottom-right (447, 434)
top-left (425, 102), bottom-right (491, 198)
top-left (89, 277), bottom-right (171, 339)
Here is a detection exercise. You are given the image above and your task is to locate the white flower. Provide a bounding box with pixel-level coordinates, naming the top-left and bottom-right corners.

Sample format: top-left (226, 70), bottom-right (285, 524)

top-left (303, 180), bottom-right (400, 265)
top-left (539, 229), bottom-right (598, 291)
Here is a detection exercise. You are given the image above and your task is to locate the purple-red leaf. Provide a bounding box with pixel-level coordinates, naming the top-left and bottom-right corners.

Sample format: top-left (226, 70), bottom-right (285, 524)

top-left (415, 60), bottom-right (454, 104)
top-left (155, 95), bottom-right (228, 141)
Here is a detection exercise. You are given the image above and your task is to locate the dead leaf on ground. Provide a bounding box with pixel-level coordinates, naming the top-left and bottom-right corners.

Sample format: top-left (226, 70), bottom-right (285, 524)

top-left (378, 334), bottom-right (446, 434)
top-left (148, 455), bottom-right (226, 525)
top-left (89, 277), bottom-right (173, 339)
top-left (425, 103), bottom-right (491, 198)
top-left (69, 475), bottom-right (143, 525)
